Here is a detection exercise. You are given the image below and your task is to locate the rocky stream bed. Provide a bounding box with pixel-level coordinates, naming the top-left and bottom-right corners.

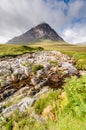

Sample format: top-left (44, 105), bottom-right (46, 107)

top-left (0, 51), bottom-right (85, 121)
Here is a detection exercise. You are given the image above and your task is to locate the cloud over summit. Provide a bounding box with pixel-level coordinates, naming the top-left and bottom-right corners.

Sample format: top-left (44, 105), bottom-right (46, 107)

top-left (0, 0), bottom-right (86, 43)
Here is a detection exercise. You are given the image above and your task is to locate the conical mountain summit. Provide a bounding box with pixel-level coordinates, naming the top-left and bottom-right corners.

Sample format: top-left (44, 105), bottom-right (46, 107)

top-left (7, 23), bottom-right (64, 44)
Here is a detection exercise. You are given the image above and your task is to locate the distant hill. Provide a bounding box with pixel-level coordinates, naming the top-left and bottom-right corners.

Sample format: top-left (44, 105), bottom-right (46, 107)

top-left (77, 42), bottom-right (86, 46)
top-left (7, 23), bottom-right (64, 44)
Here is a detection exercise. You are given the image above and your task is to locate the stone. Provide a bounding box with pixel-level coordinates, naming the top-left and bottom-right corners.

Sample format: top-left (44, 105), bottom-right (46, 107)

top-left (31, 78), bottom-right (40, 86)
top-left (35, 79), bottom-right (48, 89)
top-left (15, 86), bottom-right (30, 95)
top-left (1, 97), bottom-right (36, 117)
top-left (18, 97), bottom-right (36, 112)
top-left (44, 64), bottom-right (51, 71)
top-left (37, 70), bottom-right (46, 78)
top-left (48, 72), bottom-right (59, 82)
top-left (61, 62), bottom-right (78, 75)
top-left (0, 87), bottom-right (16, 101)
top-left (2, 104), bottom-right (18, 117)
top-left (20, 74), bottom-right (27, 80)
top-left (29, 90), bottom-right (36, 96)
top-left (34, 87), bottom-right (49, 98)
top-left (7, 76), bottom-right (13, 82)
top-left (79, 70), bottom-right (86, 76)
top-left (47, 72), bottom-right (60, 88)
top-left (0, 81), bottom-right (8, 87)
top-left (50, 66), bottom-right (58, 72)
top-left (24, 67), bottom-right (31, 76)
top-left (29, 87), bottom-right (37, 96)
top-left (11, 73), bottom-right (18, 81)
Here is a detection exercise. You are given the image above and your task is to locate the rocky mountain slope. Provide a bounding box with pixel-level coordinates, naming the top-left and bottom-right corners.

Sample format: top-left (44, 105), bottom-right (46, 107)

top-left (7, 23), bottom-right (64, 44)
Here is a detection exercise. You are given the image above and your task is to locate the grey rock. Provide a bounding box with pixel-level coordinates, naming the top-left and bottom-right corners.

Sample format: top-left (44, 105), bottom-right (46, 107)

top-left (35, 79), bottom-right (48, 89)
top-left (2, 104), bottom-right (18, 117)
top-left (37, 70), bottom-right (46, 78)
top-left (20, 74), bottom-right (27, 80)
top-left (34, 87), bottom-right (49, 98)
top-left (44, 64), bottom-right (51, 71)
top-left (18, 97), bottom-right (36, 112)
top-left (31, 78), bottom-right (40, 86)
top-left (61, 62), bottom-right (78, 75)
top-left (1, 97), bottom-right (36, 117)
top-left (24, 67), bottom-right (31, 76)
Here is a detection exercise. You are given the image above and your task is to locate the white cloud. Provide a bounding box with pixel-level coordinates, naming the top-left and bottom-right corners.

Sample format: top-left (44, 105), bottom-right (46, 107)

top-left (68, 0), bottom-right (84, 18)
top-left (62, 23), bottom-right (86, 44)
top-left (0, 0), bottom-right (86, 43)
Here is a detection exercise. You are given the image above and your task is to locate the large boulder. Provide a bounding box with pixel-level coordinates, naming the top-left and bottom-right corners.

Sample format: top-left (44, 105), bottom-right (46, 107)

top-left (60, 62), bottom-right (78, 75)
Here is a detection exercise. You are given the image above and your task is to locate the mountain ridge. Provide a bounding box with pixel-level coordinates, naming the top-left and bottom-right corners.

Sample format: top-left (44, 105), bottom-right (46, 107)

top-left (7, 23), bottom-right (64, 44)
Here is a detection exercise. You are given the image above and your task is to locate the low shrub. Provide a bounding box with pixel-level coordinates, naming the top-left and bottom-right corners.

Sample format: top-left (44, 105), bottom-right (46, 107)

top-left (50, 61), bottom-right (58, 66)
top-left (32, 64), bottom-right (44, 74)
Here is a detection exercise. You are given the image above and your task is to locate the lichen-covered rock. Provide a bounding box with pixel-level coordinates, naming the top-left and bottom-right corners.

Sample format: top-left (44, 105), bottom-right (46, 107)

top-left (60, 62), bottom-right (78, 75)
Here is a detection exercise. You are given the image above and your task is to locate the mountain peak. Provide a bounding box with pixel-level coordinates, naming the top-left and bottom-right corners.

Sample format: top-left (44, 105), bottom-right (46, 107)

top-left (35, 23), bottom-right (51, 29)
top-left (7, 23), bottom-right (64, 44)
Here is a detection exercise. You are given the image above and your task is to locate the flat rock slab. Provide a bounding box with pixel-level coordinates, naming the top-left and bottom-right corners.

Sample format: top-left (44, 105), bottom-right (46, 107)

top-left (1, 97), bottom-right (36, 117)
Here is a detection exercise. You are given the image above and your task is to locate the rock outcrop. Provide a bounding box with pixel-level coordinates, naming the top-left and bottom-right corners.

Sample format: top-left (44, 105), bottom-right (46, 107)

top-left (0, 51), bottom-right (78, 102)
top-left (0, 51), bottom-right (79, 119)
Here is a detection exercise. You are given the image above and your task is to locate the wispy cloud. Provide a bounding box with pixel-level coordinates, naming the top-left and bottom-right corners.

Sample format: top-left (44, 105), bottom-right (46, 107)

top-left (0, 0), bottom-right (86, 43)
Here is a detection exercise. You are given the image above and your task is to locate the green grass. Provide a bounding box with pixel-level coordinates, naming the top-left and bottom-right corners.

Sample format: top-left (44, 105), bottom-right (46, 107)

top-left (1, 41), bottom-right (86, 70)
top-left (50, 60), bottom-right (58, 66)
top-left (31, 64), bottom-right (44, 74)
top-left (0, 44), bottom-right (44, 57)
top-left (29, 40), bottom-right (86, 52)
top-left (34, 90), bottom-right (61, 114)
top-left (57, 75), bottom-right (86, 130)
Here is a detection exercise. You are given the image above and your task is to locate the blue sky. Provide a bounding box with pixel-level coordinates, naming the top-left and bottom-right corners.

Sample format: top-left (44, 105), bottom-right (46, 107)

top-left (0, 0), bottom-right (86, 43)
top-left (64, 0), bottom-right (70, 4)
